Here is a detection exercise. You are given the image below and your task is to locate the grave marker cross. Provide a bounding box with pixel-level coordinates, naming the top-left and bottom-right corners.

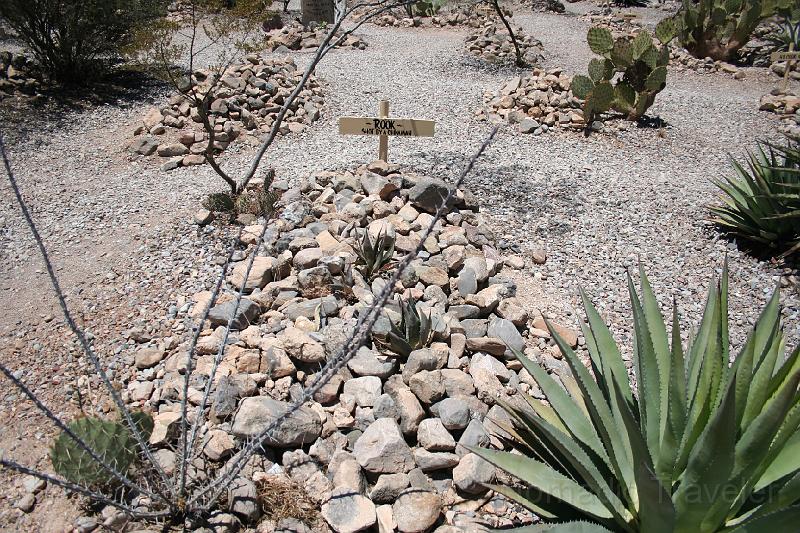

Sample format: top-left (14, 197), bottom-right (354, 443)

top-left (338, 100), bottom-right (436, 162)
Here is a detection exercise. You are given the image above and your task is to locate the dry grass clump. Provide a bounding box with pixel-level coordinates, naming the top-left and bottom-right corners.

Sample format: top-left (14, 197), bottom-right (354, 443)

top-left (255, 475), bottom-right (321, 526)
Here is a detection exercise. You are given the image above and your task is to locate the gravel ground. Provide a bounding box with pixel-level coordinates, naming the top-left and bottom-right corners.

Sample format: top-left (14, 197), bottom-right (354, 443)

top-left (0, 1), bottom-right (798, 529)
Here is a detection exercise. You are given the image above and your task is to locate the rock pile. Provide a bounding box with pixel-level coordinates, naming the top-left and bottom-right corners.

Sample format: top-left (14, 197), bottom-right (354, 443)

top-left (264, 22), bottom-right (368, 52)
top-left (669, 48), bottom-right (747, 78)
top-left (0, 52), bottom-right (41, 96)
top-left (129, 55), bottom-right (324, 171)
top-left (759, 88), bottom-right (800, 140)
top-left (368, 5), bottom-right (510, 28)
top-left (117, 161), bottom-right (580, 531)
top-left (477, 69), bottom-right (585, 134)
top-left (464, 24), bottom-right (545, 65)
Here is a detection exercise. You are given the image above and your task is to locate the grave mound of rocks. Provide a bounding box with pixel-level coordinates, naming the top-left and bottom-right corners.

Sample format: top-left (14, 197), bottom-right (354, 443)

top-left (264, 21), bottom-right (368, 52)
top-left (477, 69), bottom-right (585, 134)
top-left (129, 55), bottom-right (323, 171)
top-left (759, 88), bottom-right (800, 140)
top-left (119, 161), bottom-right (579, 531)
top-left (0, 52), bottom-right (42, 97)
top-left (464, 23), bottom-right (545, 66)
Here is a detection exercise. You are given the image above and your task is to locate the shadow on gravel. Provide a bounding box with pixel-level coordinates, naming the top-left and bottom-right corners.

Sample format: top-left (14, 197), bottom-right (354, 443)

top-left (0, 68), bottom-right (170, 146)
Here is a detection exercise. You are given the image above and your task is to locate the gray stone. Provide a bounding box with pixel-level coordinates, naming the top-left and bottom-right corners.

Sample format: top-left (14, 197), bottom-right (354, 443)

top-left (373, 393), bottom-right (399, 420)
top-left (465, 337), bottom-right (507, 356)
top-left (462, 257), bottom-right (489, 283)
top-left (348, 347), bottom-right (397, 379)
top-left (343, 376), bottom-right (383, 408)
top-left (413, 449), bottom-right (460, 472)
top-left (487, 317), bottom-right (525, 353)
top-left (447, 304), bottom-right (480, 320)
top-left (402, 348), bottom-right (441, 383)
top-left (353, 418), bottom-right (415, 474)
top-left (408, 178), bottom-right (455, 213)
top-left (389, 387), bottom-right (426, 435)
top-left (321, 486), bottom-right (376, 533)
top-left (210, 375), bottom-right (241, 423)
top-left (440, 369), bottom-right (475, 397)
top-left (208, 299), bottom-right (260, 330)
top-left (232, 397), bottom-right (321, 447)
top-left (131, 136), bottom-right (159, 155)
top-left (370, 472), bottom-right (410, 504)
top-left (393, 489), bottom-right (441, 533)
top-left (15, 493), bottom-right (35, 512)
top-left (457, 267), bottom-right (478, 296)
top-left (456, 419), bottom-right (490, 457)
top-left (228, 477), bottom-right (260, 523)
top-left (453, 453), bottom-right (495, 494)
top-left (408, 370), bottom-right (446, 404)
top-left (469, 353), bottom-right (512, 383)
top-left (417, 418), bottom-right (455, 451)
top-left (134, 346), bottom-right (165, 369)
top-left (431, 397), bottom-right (471, 430)
top-left (460, 319), bottom-right (488, 339)
top-left (519, 118), bottom-right (540, 134)
top-left (283, 296), bottom-right (338, 321)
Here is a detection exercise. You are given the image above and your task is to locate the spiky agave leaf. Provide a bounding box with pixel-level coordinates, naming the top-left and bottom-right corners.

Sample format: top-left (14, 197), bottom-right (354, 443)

top-left (475, 264), bottom-right (800, 532)
top-left (710, 141), bottom-right (800, 257)
top-left (382, 296), bottom-right (433, 357)
top-left (354, 227), bottom-right (396, 279)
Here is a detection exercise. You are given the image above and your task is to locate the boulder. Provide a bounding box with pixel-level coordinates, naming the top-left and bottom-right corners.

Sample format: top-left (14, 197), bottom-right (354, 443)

top-left (231, 397), bottom-right (322, 447)
top-left (353, 418), bottom-right (415, 474)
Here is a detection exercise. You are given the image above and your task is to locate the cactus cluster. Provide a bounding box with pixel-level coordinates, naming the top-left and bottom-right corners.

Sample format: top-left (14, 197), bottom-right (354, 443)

top-left (671, 0), bottom-right (795, 62)
top-left (50, 412), bottom-right (153, 487)
top-left (571, 20), bottom-right (676, 123)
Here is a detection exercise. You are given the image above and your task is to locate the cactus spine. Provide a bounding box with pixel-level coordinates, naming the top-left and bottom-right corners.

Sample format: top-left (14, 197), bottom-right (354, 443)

top-left (571, 20), bottom-right (676, 123)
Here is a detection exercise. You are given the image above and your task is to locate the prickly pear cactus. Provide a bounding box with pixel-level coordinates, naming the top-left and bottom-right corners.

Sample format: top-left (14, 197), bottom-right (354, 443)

top-left (670, 0), bottom-right (794, 62)
top-left (50, 412), bottom-right (153, 486)
top-left (570, 23), bottom-right (676, 124)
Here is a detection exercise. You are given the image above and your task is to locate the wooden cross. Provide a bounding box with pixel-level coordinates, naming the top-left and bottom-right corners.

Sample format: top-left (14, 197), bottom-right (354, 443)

top-left (338, 100), bottom-right (436, 162)
top-left (771, 44), bottom-right (800, 92)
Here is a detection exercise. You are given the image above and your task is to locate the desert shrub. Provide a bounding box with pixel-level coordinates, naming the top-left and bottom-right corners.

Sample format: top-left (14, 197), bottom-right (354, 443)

top-left (0, 0), bottom-right (167, 84)
top-left (570, 22), bottom-right (676, 123)
top-left (669, 0), bottom-right (796, 62)
top-left (471, 265), bottom-right (800, 532)
top-left (711, 141), bottom-right (800, 258)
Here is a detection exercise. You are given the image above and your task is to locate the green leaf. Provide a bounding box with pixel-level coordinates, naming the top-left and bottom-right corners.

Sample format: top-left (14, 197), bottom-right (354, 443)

top-left (725, 506), bottom-right (800, 531)
top-left (588, 58), bottom-right (608, 82)
top-left (571, 75), bottom-right (595, 100)
top-left (631, 30), bottom-right (653, 60)
top-left (469, 448), bottom-right (615, 520)
top-left (673, 379), bottom-right (737, 533)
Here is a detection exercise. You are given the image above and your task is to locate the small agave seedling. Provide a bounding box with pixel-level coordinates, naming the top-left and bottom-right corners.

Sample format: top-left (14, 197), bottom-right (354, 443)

top-left (354, 227), bottom-right (396, 280)
top-left (50, 412), bottom-right (153, 487)
top-left (571, 19), bottom-right (676, 123)
top-left (382, 296), bottom-right (434, 358)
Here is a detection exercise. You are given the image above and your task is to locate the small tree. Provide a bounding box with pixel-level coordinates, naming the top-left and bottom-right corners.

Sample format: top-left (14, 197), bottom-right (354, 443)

top-left (0, 0), bottom-right (166, 84)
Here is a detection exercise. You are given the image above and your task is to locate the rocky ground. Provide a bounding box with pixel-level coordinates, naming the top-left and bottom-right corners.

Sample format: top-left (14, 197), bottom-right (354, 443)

top-left (1, 0), bottom-right (799, 531)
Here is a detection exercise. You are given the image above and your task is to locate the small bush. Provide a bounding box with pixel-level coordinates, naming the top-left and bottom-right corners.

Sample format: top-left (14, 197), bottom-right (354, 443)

top-left (0, 0), bottom-right (166, 84)
top-left (711, 141), bottom-right (800, 258)
top-left (472, 266), bottom-right (800, 532)
top-left (354, 228), bottom-right (395, 280)
top-left (380, 296), bottom-right (433, 357)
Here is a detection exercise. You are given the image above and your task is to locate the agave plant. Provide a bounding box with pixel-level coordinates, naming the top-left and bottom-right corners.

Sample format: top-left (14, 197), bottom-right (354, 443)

top-left (471, 265), bottom-right (800, 532)
top-left (381, 295), bottom-right (433, 357)
top-left (710, 141), bottom-right (800, 258)
top-left (354, 227), bottom-right (396, 280)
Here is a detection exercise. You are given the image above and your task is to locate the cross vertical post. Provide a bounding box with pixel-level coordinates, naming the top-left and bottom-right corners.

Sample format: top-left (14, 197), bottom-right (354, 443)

top-left (378, 100), bottom-right (389, 162)
top-left (784, 43), bottom-right (796, 93)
